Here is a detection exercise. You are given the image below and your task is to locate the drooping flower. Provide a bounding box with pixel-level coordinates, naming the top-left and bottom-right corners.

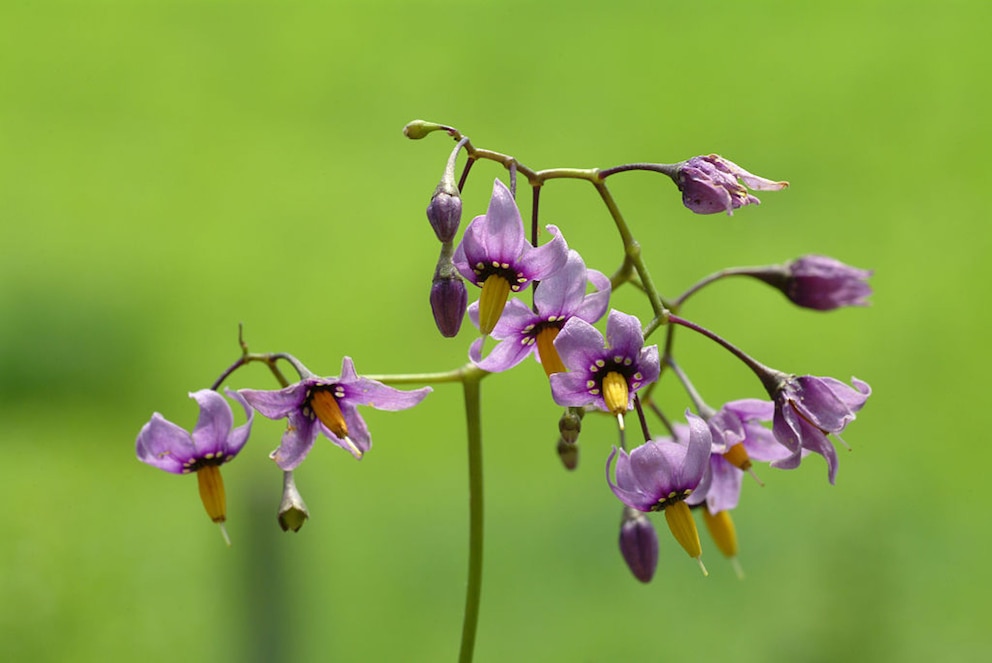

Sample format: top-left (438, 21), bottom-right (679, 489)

top-left (468, 249), bottom-right (610, 376)
top-left (766, 373), bottom-right (871, 483)
top-left (737, 255), bottom-right (873, 311)
top-left (452, 179), bottom-right (569, 335)
top-left (136, 388), bottom-right (254, 544)
top-left (691, 399), bottom-right (792, 513)
top-left (606, 411), bottom-right (712, 573)
top-left (675, 154), bottom-right (788, 215)
top-left (549, 309), bottom-right (659, 429)
top-left (239, 357), bottom-right (432, 470)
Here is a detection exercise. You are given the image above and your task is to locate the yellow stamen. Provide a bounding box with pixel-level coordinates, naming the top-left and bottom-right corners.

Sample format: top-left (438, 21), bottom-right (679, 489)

top-left (535, 326), bottom-right (567, 377)
top-left (478, 275), bottom-right (512, 335)
top-left (703, 509), bottom-right (744, 579)
top-left (664, 500), bottom-right (707, 576)
top-left (722, 442), bottom-right (753, 471)
top-left (197, 464), bottom-right (227, 524)
top-left (602, 371), bottom-right (629, 417)
top-left (310, 390), bottom-right (349, 439)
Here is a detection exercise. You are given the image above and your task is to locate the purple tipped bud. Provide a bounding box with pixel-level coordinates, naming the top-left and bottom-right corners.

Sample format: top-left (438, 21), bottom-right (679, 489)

top-left (558, 408), bottom-right (584, 444)
top-left (426, 187), bottom-right (463, 242)
top-left (676, 154), bottom-right (788, 216)
top-left (742, 255), bottom-right (873, 311)
top-left (278, 471), bottom-right (309, 533)
top-left (430, 270), bottom-right (468, 338)
top-left (619, 507), bottom-right (658, 583)
top-left (556, 437), bottom-right (579, 471)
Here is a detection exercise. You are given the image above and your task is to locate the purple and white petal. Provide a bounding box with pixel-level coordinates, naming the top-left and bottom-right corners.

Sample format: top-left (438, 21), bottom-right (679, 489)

top-left (604, 310), bottom-right (645, 360)
top-left (223, 388), bottom-right (254, 457)
top-left (136, 414), bottom-right (195, 474)
top-left (518, 225), bottom-right (569, 281)
top-left (571, 268), bottom-right (611, 323)
top-left (553, 317), bottom-right (605, 372)
top-left (271, 413), bottom-right (319, 471)
top-left (550, 371), bottom-right (605, 409)
top-left (239, 382), bottom-right (309, 419)
top-left (189, 389), bottom-right (234, 456)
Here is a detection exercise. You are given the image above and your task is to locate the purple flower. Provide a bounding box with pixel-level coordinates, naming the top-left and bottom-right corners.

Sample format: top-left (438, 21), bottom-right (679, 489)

top-left (430, 267), bottom-right (468, 338)
top-left (676, 154), bottom-right (788, 215)
top-left (239, 357), bottom-right (432, 470)
top-left (453, 179), bottom-right (569, 334)
top-left (136, 388), bottom-right (254, 543)
top-left (468, 249), bottom-right (610, 376)
top-left (550, 309), bottom-right (659, 427)
top-left (768, 374), bottom-right (871, 483)
top-left (606, 412), bottom-right (712, 573)
top-left (619, 507), bottom-right (659, 583)
top-left (605, 412), bottom-right (711, 513)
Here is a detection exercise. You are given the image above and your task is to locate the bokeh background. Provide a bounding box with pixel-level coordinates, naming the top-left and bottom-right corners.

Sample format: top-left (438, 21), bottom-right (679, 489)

top-left (2, 1), bottom-right (989, 661)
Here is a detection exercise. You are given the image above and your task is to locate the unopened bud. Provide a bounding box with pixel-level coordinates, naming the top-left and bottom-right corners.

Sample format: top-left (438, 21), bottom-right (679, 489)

top-left (403, 120), bottom-right (447, 139)
top-left (430, 265), bottom-right (468, 338)
top-left (426, 186), bottom-right (462, 242)
top-left (619, 507), bottom-right (658, 583)
top-left (558, 407), bottom-right (584, 444)
top-left (278, 471), bottom-right (309, 533)
top-left (556, 437), bottom-right (578, 471)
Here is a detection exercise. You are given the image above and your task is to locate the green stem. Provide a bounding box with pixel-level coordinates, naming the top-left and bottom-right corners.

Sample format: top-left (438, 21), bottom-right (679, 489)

top-left (458, 370), bottom-right (485, 663)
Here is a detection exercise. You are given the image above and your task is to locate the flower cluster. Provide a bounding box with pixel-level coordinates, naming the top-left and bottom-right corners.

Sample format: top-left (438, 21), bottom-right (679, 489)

top-left (136, 120), bottom-right (875, 652)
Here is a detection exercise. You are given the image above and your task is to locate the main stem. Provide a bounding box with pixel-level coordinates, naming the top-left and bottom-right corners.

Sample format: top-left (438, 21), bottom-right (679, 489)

top-left (459, 373), bottom-right (484, 663)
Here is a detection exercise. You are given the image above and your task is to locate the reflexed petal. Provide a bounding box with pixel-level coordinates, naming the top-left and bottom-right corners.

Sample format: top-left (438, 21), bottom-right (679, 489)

top-left (518, 224), bottom-right (569, 281)
top-left (606, 448), bottom-right (658, 511)
top-left (680, 412), bottom-right (713, 487)
top-left (344, 377), bottom-right (432, 411)
top-left (534, 250), bottom-right (587, 316)
top-left (636, 345), bottom-right (661, 386)
top-left (223, 388), bottom-right (254, 457)
top-left (605, 310), bottom-right (644, 359)
top-left (793, 376), bottom-right (865, 431)
top-left (572, 268), bottom-right (611, 323)
top-left (136, 414), bottom-right (195, 474)
top-left (724, 398), bottom-right (774, 421)
top-left (553, 317), bottom-right (605, 371)
top-left (487, 298), bottom-right (539, 340)
top-left (339, 356), bottom-right (360, 383)
top-left (239, 382), bottom-right (309, 419)
top-left (629, 442), bottom-right (679, 496)
top-left (742, 423), bottom-right (791, 462)
top-left (452, 220), bottom-right (485, 284)
top-left (190, 389), bottom-right (234, 456)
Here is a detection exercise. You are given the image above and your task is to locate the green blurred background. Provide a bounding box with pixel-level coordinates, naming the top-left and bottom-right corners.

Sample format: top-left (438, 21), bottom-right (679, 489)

top-left (2, 0), bottom-right (989, 661)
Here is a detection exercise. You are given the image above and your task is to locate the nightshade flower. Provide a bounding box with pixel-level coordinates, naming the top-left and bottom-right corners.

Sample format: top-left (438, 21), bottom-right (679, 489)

top-left (468, 249), bottom-right (610, 376)
top-left (766, 373), bottom-right (871, 483)
top-left (619, 507), bottom-right (659, 583)
top-left (239, 357), bottom-right (432, 470)
top-left (453, 179), bottom-right (569, 335)
top-left (136, 388), bottom-right (254, 545)
top-left (676, 154), bottom-right (788, 215)
top-left (549, 309), bottom-right (659, 429)
top-left (606, 412), bottom-right (712, 573)
top-left (738, 255), bottom-right (873, 311)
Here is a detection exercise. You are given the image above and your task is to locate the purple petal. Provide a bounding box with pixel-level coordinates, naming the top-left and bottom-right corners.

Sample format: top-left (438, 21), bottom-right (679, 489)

top-left (452, 219), bottom-right (486, 285)
top-left (318, 404), bottom-right (370, 459)
top-left (472, 333), bottom-right (534, 373)
top-left (635, 345), bottom-right (661, 387)
top-left (705, 456), bottom-right (743, 513)
top-left (792, 376), bottom-right (867, 432)
top-left (343, 378), bottom-right (432, 411)
top-left (339, 356), bottom-right (360, 383)
top-left (533, 250), bottom-right (588, 317)
top-left (488, 298), bottom-right (540, 340)
top-left (271, 412), bottom-right (319, 470)
top-left (190, 389), bottom-right (234, 457)
top-left (723, 398), bottom-right (774, 421)
top-left (223, 388), bottom-right (254, 458)
top-left (239, 382), bottom-right (309, 420)
top-left (605, 310), bottom-right (644, 360)
top-left (517, 224), bottom-right (569, 282)
top-left (629, 441), bottom-right (679, 497)
top-left (478, 179), bottom-right (526, 264)
top-left (136, 413), bottom-right (195, 474)
top-left (553, 317), bottom-right (605, 372)
top-left (571, 268), bottom-right (611, 323)
top-left (550, 371), bottom-right (602, 409)
top-left (606, 448), bottom-right (658, 511)
top-left (680, 412), bottom-right (713, 487)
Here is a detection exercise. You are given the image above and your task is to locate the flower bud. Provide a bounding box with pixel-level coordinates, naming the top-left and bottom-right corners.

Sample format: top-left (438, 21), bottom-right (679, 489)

top-left (278, 471), bottom-right (309, 533)
top-left (556, 437), bottom-right (578, 471)
top-left (675, 154), bottom-right (787, 216)
top-left (403, 119), bottom-right (447, 139)
top-left (739, 255), bottom-right (873, 311)
top-left (430, 267), bottom-right (468, 338)
top-left (426, 186), bottom-right (462, 242)
top-left (558, 407), bottom-right (584, 444)
top-left (619, 507), bottom-right (658, 583)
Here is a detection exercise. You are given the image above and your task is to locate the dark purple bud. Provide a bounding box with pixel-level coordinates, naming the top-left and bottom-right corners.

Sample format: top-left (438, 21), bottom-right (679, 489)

top-left (619, 507), bottom-right (658, 583)
top-left (676, 154), bottom-right (788, 216)
top-left (558, 407), bottom-right (584, 444)
top-left (426, 186), bottom-right (462, 242)
top-left (556, 437), bottom-right (578, 471)
top-left (430, 269), bottom-right (468, 337)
